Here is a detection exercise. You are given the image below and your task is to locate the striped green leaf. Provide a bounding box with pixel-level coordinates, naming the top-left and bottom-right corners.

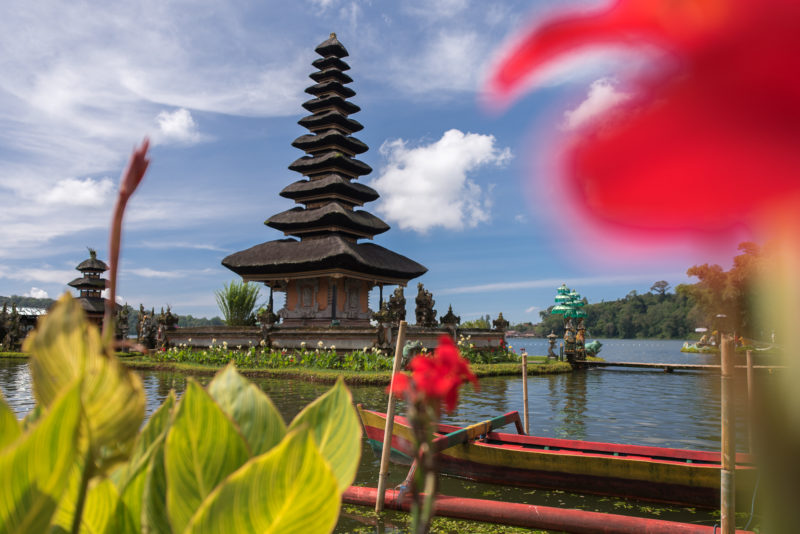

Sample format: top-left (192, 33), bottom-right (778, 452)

top-left (141, 442), bottom-right (171, 534)
top-left (78, 478), bottom-right (118, 534)
top-left (208, 364), bottom-right (286, 456)
top-left (0, 393), bottom-right (20, 451)
top-left (165, 380), bottom-right (249, 534)
top-left (288, 378), bottom-right (361, 491)
top-left (24, 294), bottom-right (145, 468)
top-left (185, 429), bottom-right (340, 534)
top-left (0, 382), bottom-right (81, 534)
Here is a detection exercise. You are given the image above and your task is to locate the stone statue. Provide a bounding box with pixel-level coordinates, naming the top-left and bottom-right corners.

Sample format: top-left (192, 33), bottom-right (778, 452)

top-left (439, 305), bottom-right (460, 326)
top-left (115, 304), bottom-right (129, 341)
top-left (387, 287), bottom-right (406, 324)
top-left (164, 305), bottom-right (178, 330)
top-left (414, 283), bottom-right (437, 327)
top-left (492, 312), bottom-right (509, 332)
top-left (576, 317), bottom-right (586, 360)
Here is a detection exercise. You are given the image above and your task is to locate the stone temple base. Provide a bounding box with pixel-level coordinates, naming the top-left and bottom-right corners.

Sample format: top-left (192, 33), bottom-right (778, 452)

top-left (166, 325), bottom-right (505, 352)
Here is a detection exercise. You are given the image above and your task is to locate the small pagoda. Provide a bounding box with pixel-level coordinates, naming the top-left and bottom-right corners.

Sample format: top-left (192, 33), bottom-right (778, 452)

top-left (222, 34), bottom-right (427, 327)
top-left (68, 248), bottom-right (109, 325)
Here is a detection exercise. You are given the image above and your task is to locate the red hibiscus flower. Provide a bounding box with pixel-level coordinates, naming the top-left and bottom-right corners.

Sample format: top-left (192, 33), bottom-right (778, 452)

top-left (487, 0), bottom-right (800, 242)
top-left (390, 335), bottom-right (478, 413)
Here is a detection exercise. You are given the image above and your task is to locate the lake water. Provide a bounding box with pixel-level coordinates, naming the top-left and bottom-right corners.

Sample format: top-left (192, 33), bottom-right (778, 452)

top-left (1, 338), bottom-right (764, 532)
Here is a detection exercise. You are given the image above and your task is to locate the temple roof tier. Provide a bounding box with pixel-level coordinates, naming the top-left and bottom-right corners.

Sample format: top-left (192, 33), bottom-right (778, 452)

top-left (76, 257), bottom-right (109, 272)
top-left (67, 277), bottom-right (107, 290)
top-left (280, 174), bottom-right (379, 204)
top-left (289, 151), bottom-right (372, 177)
top-left (304, 81), bottom-right (356, 99)
top-left (266, 202), bottom-right (389, 238)
top-left (312, 56), bottom-right (350, 72)
top-left (78, 298), bottom-right (107, 314)
top-left (292, 130), bottom-right (367, 155)
top-left (309, 68), bottom-right (353, 84)
top-left (222, 235), bottom-right (427, 282)
top-left (298, 111), bottom-right (363, 134)
top-left (314, 33), bottom-right (349, 58)
top-left (302, 95), bottom-right (360, 115)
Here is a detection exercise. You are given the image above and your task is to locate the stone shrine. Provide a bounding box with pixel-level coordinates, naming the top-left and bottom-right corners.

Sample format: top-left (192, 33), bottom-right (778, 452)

top-left (222, 34), bottom-right (426, 328)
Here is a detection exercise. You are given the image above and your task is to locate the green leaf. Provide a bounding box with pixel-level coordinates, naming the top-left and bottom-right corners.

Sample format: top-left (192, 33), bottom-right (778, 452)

top-left (23, 294), bottom-right (145, 467)
top-left (79, 478), bottom-right (119, 534)
top-left (103, 391), bottom-right (176, 534)
top-left (185, 429), bottom-right (340, 534)
top-left (141, 442), bottom-right (170, 534)
top-left (0, 393), bottom-right (20, 451)
top-left (0, 382), bottom-right (82, 534)
top-left (165, 380), bottom-right (249, 533)
top-left (208, 364), bottom-right (286, 456)
top-left (288, 378), bottom-right (361, 491)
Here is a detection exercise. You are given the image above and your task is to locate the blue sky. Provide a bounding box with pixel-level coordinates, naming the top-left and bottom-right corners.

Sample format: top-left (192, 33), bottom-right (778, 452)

top-left (0, 0), bottom-right (740, 324)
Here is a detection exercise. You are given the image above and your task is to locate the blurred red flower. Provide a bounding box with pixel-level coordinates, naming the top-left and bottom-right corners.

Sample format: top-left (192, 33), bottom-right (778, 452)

top-left (389, 335), bottom-right (478, 413)
top-left (487, 0), bottom-right (800, 239)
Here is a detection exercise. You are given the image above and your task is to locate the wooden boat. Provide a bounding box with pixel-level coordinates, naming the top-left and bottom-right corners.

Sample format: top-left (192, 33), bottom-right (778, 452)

top-left (357, 405), bottom-right (756, 508)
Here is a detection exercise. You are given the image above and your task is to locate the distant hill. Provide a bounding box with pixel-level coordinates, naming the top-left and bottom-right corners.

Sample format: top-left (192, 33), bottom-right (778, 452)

top-left (0, 295), bottom-right (56, 310)
top-left (514, 286), bottom-right (697, 340)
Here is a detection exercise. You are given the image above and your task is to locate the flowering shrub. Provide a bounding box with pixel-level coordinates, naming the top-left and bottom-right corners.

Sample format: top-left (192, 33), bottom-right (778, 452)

top-left (456, 334), bottom-right (519, 364)
top-left (150, 342), bottom-right (394, 372)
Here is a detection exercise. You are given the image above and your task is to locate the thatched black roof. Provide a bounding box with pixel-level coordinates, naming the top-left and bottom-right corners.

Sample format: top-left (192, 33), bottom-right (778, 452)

top-left (312, 56), bottom-right (350, 72)
top-left (78, 297), bottom-right (107, 314)
top-left (76, 257), bottom-right (108, 272)
top-left (68, 277), bottom-right (107, 290)
top-left (222, 235), bottom-right (427, 281)
top-left (315, 34), bottom-right (349, 58)
top-left (280, 175), bottom-right (379, 204)
top-left (222, 35), bottom-right (427, 286)
top-left (267, 203), bottom-right (388, 238)
top-left (310, 68), bottom-right (353, 84)
top-left (289, 151), bottom-right (372, 177)
top-left (304, 81), bottom-right (356, 99)
top-left (302, 95), bottom-right (360, 115)
top-left (298, 111), bottom-right (363, 134)
top-left (292, 131), bottom-right (367, 155)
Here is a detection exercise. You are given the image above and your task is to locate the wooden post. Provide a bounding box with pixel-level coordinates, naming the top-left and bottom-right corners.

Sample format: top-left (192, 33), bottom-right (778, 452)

top-left (376, 320), bottom-right (407, 513)
top-left (521, 354), bottom-right (529, 435)
top-left (720, 335), bottom-right (735, 534)
top-left (746, 349), bottom-right (754, 454)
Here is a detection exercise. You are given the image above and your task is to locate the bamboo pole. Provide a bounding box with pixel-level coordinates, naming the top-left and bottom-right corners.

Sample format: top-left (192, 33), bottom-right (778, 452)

top-left (522, 354), bottom-right (529, 435)
top-left (746, 349), bottom-right (754, 454)
top-left (720, 335), bottom-right (735, 534)
top-left (376, 320), bottom-right (407, 513)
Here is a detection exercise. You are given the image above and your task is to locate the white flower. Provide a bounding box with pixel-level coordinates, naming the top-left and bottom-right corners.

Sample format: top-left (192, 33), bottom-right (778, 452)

top-left (260, 340), bottom-right (266, 347)
top-left (300, 341), bottom-right (307, 348)
top-left (330, 345), bottom-right (336, 351)
top-left (363, 346), bottom-right (369, 352)
top-left (208, 345), bottom-right (213, 349)
top-left (237, 345), bottom-right (242, 350)
top-left (188, 338), bottom-right (192, 343)
top-left (212, 338), bottom-right (217, 344)
top-left (317, 340), bottom-right (324, 347)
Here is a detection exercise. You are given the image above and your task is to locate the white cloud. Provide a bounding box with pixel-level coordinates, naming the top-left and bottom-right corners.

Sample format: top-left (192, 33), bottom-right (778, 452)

top-left (514, 214), bottom-right (527, 224)
top-left (389, 30), bottom-right (486, 94)
top-left (155, 108), bottom-right (203, 144)
top-left (525, 306), bottom-right (538, 314)
top-left (563, 77), bottom-right (630, 130)
top-left (440, 273), bottom-right (686, 295)
top-left (24, 287), bottom-right (49, 299)
top-left (0, 266), bottom-right (76, 284)
top-left (371, 129), bottom-right (511, 233)
top-left (41, 177), bottom-right (114, 206)
top-left (129, 268), bottom-right (184, 279)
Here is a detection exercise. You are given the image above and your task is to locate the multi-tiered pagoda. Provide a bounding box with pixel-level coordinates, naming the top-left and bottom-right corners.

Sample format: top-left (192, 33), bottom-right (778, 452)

top-left (68, 248), bottom-right (108, 325)
top-left (222, 34), bottom-right (426, 327)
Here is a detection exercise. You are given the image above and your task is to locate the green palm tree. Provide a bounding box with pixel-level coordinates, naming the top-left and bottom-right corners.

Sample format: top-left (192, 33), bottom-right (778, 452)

top-left (215, 281), bottom-right (261, 326)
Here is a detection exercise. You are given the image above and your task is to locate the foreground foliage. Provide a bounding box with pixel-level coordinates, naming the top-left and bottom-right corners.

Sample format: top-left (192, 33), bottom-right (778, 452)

top-left (0, 294), bottom-right (361, 534)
